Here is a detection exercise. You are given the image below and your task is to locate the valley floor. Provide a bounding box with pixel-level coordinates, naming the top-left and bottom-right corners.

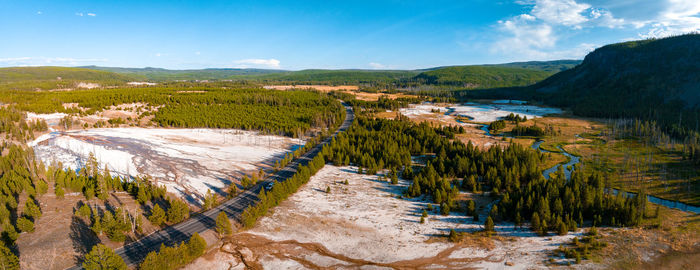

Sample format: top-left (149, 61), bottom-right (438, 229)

top-left (186, 165), bottom-right (593, 269)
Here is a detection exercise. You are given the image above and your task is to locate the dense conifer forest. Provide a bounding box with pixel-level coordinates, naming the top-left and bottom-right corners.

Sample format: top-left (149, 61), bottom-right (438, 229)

top-left (0, 87), bottom-right (344, 137)
top-left (321, 115), bottom-right (648, 234)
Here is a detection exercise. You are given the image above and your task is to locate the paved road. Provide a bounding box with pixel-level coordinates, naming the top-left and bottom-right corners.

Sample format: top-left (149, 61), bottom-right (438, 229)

top-left (68, 103), bottom-right (354, 269)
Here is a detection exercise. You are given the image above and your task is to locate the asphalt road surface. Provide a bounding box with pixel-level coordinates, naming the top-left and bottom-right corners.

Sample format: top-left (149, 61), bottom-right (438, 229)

top-left (68, 102), bottom-right (354, 269)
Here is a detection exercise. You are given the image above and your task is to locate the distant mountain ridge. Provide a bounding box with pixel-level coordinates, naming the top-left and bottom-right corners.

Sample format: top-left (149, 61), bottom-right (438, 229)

top-left (77, 60), bottom-right (578, 87)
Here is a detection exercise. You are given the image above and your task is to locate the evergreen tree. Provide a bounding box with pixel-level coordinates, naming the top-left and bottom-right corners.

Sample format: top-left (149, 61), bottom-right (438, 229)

top-left (484, 216), bottom-right (495, 235)
top-left (202, 190), bottom-right (217, 211)
top-left (82, 244), bottom-right (127, 270)
top-left (16, 217), bottom-right (33, 232)
top-left (0, 242), bottom-right (18, 270)
top-left (149, 204), bottom-right (166, 226)
top-left (187, 232), bottom-right (207, 258)
top-left (78, 204), bottom-right (91, 218)
top-left (166, 199), bottom-right (190, 223)
top-left (215, 212), bottom-right (232, 237)
top-left (531, 212), bottom-right (541, 232)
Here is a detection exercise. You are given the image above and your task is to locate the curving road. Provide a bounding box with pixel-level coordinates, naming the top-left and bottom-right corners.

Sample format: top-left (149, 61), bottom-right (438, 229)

top-left (68, 102), bottom-right (354, 269)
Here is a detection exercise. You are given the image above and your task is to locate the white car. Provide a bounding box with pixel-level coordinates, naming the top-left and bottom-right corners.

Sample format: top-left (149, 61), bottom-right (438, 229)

top-left (265, 182), bottom-right (274, 191)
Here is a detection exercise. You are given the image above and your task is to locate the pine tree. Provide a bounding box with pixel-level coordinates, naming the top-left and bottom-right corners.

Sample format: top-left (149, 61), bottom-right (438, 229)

top-left (149, 204), bottom-right (166, 226)
top-left (448, 229), bottom-right (460, 242)
top-left (187, 232), bottom-right (207, 258)
top-left (557, 220), bottom-right (568, 235)
top-left (227, 184), bottom-right (238, 198)
top-left (202, 190), bottom-right (216, 210)
top-left (484, 216), bottom-right (495, 234)
top-left (167, 199), bottom-right (190, 223)
top-left (137, 187), bottom-right (148, 204)
top-left (16, 217), bottom-right (34, 232)
top-left (0, 242), bottom-right (18, 270)
top-left (531, 212), bottom-right (541, 232)
top-left (215, 212), bottom-right (232, 237)
top-left (467, 200), bottom-right (476, 216)
top-left (24, 199), bottom-right (41, 220)
top-left (78, 204), bottom-right (91, 218)
top-left (82, 244), bottom-right (127, 270)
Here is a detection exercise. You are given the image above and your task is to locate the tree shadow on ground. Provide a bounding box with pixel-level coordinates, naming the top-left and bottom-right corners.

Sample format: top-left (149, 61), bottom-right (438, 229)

top-left (69, 215), bottom-right (100, 265)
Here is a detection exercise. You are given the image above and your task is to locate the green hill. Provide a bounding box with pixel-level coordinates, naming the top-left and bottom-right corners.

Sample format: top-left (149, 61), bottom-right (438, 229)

top-left (533, 34), bottom-right (700, 136)
top-left (253, 69), bottom-right (417, 84)
top-left (82, 66), bottom-right (283, 81)
top-left (82, 61), bottom-right (576, 87)
top-left (0, 66), bottom-right (134, 82)
top-left (411, 66), bottom-right (552, 88)
top-left (488, 60), bottom-right (580, 73)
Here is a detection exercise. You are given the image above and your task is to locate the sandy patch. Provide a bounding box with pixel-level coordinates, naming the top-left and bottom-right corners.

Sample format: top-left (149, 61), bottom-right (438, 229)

top-left (26, 112), bottom-right (68, 128)
top-left (127, 82), bottom-right (157, 86)
top-left (76, 82), bottom-right (100, 89)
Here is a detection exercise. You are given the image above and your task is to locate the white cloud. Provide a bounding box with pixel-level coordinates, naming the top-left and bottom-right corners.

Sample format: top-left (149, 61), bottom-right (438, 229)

top-left (640, 0), bottom-right (700, 38)
top-left (36, 11), bottom-right (42, 15)
top-left (531, 0), bottom-right (591, 27)
top-left (0, 57), bottom-right (108, 67)
top-left (369, 62), bottom-right (386, 69)
top-left (494, 15), bottom-right (557, 54)
top-left (87, 13), bottom-right (96, 17)
top-left (489, 0), bottom-right (699, 60)
top-left (75, 12), bottom-right (83, 17)
top-left (195, 51), bottom-right (201, 55)
top-left (232, 58), bottom-right (281, 69)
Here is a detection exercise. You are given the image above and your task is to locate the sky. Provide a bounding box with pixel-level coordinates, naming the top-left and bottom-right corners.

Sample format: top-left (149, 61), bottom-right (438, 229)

top-left (1, 0), bottom-right (699, 70)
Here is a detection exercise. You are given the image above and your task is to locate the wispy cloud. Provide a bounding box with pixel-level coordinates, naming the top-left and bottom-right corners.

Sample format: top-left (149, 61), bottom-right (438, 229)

top-left (0, 57), bottom-right (109, 67)
top-left (0, 57), bottom-right (108, 66)
top-left (369, 62), bottom-right (386, 69)
top-left (36, 11), bottom-right (42, 15)
top-left (233, 58), bottom-right (281, 69)
top-left (76, 12), bottom-right (97, 17)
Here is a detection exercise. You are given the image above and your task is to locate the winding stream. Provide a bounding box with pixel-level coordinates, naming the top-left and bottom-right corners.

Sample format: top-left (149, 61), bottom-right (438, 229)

top-left (440, 102), bottom-right (699, 213)
top-left (531, 141), bottom-right (580, 180)
top-left (451, 104), bottom-right (700, 213)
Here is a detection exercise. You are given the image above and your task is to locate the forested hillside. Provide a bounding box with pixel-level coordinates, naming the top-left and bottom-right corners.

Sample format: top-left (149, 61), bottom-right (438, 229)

top-left (532, 34), bottom-right (700, 137)
top-left (82, 66), bottom-right (283, 81)
top-left (78, 60), bottom-right (578, 87)
top-left (0, 67), bottom-right (133, 82)
top-left (408, 66), bottom-right (552, 88)
top-left (0, 87), bottom-right (344, 137)
top-left (487, 60), bottom-right (580, 73)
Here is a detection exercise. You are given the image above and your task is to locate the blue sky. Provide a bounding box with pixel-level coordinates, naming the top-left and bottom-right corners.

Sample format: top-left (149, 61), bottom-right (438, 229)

top-left (1, 0), bottom-right (699, 70)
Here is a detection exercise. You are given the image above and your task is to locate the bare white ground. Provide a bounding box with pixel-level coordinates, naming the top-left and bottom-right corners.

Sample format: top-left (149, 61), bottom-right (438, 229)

top-left (29, 128), bottom-right (304, 204)
top-left (26, 112), bottom-right (68, 128)
top-left (400, 102), bottom-right (562, 123)
top-left (246, 165), bottom-right (590, 268)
